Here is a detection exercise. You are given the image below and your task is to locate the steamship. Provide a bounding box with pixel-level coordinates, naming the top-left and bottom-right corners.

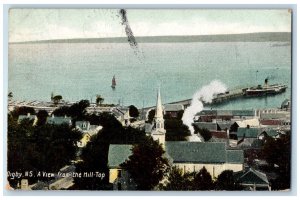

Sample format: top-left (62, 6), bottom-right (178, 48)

top-left (245, 78), bottom-right (287, 96)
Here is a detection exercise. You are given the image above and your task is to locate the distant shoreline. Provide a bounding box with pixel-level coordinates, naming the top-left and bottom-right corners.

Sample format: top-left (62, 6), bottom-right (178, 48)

top-left (10, 32), bottom-right (291, 44)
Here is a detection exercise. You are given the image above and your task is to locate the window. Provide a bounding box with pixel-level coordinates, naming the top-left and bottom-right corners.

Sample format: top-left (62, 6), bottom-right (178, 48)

top-left (118, 170), bottom-right (122, 178)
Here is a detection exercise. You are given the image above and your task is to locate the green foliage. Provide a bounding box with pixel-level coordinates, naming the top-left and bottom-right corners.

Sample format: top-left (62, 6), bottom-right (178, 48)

top-left (129, 105), bottom-right (139, 118)
top-left (176, 110), bottom-right (184, 120)
top-left (73, 133), bottom-right (110, 190)
top-left (11, 106), bottom-right (36, 119)
top-left (163, 166), bottom-right (214, 190)
top-left (146, 109), bottom-right (155, 123)
top-left (165, 118), bottom-right (190, 141)
top-left (96, 95), bottom-right (104, 106)
top-left (262, 131), bottom-right (291, 190)
top-left (162, 167), bottom-right (195, 190)
top-left (193, 167), bottom-right (214, 190)
top-left (194, 126), bottom-right (212, 141)
top-left (7, 114), bottom-right (81, 187)
top-left (51, 100), bottom-right (90, 122)
top-left (215, 170), bottom-right (242, 190)
top-left (52, 95), bottom-right (63, 105)
top-left (73, 112), bottom-right (147, 190)
top-left (69, 100), bottom-right (90, 120)
top-left (36, 110), bottom-right (49, 126)
top-left (121, 137), bottom-right (170, 190)
top-left (52, 106), bottom-right (70, 117)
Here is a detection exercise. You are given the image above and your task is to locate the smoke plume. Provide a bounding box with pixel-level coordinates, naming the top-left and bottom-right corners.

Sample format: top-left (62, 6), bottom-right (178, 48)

top-left (182, 80), bottom-right (227, 135)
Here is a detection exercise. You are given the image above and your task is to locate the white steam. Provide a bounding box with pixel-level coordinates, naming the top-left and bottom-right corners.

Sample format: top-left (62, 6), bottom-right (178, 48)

top-left (182, 80), bottom-right (227, 135)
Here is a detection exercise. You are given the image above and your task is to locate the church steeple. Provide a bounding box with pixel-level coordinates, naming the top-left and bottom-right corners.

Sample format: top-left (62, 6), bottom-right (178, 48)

top-left (151, 87), bottom-right (166, 148)
top-left (154, 87), bottom-right (164, 121)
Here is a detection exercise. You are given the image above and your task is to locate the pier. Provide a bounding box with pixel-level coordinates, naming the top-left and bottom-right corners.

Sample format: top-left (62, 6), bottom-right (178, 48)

top-left (144, 87), bottom-right (248, 110)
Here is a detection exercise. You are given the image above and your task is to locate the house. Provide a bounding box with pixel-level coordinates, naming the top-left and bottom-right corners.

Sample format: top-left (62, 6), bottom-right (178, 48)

top-left (75, 121), bottom-right (90, 132)
top-left (217, 121), bottom-right (233, 131)
top-left (108, 144), bottom-right (137, 190)
top-left (193, 122), bottom-right (218, 131)
top-left (196, 110), bottom-right (217, 122)
top-left (112, 108), bottom-right (131, 126)
top-left (75, 121), bottom-right (103, 147)
top-left (236, 127), bottom-right (278, 139)
top-left (216, 110), bottom-right (233, 121)
top-left (196, 109), bottom-right (255, 122)
top-left (234, 168), bottom-right (271, 191)
top-left (232, 110), bottom-right (255, 119)
top-left (260, 119), bottom-right (283, 126)
top-left (164, 104), bottom-right (184, 118)
top-left (233, 118), bottom-right (260, 128)
top-left (235, 127), bottom-right (279, 148)
top-left (46, 115), bottom-right (72, 126)
top-left (17, 113), bottom-right (37, 125)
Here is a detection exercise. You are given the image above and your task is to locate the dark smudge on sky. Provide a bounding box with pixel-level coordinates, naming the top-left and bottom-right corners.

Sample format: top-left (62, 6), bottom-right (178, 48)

top-left (119, 9), bottom-right (141, 56)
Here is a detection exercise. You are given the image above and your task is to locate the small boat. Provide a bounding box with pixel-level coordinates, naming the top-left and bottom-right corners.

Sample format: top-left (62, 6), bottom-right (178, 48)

top-left (111, 75), bottom-right (116, 89)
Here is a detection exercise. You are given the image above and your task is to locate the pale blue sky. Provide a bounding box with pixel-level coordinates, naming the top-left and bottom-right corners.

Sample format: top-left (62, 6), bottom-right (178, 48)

top-left (9, 9), bottom-right (291, 42)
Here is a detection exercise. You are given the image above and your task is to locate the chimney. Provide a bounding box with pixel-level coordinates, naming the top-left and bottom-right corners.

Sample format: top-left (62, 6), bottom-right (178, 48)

top-left (52, 114), bottom-right (54, 118)
top-left (27, 113), bottom-right (30, 117)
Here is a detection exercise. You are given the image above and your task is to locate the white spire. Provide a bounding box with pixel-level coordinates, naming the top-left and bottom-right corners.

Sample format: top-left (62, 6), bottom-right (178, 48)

top-left (154, 87), bottom-right (164, 119)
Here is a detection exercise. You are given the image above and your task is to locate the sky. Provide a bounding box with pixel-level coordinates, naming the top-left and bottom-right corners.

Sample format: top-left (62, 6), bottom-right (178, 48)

top-left (9, 9), bottom-right (291, 42)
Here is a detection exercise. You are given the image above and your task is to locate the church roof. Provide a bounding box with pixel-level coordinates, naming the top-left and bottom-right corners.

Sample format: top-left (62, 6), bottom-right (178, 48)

top-left (226, 150), bottom-right (244, 164)
top-left (108, 142), bottom-right (244, 167)
top-left (108, 144), bottom-right (133, 168)
top-left (165, 142), bottom-right (227, 163)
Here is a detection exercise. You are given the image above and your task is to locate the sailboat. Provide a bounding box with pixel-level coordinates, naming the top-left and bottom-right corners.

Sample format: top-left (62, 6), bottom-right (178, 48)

top-left (111, 75), bottom-right (116, 89)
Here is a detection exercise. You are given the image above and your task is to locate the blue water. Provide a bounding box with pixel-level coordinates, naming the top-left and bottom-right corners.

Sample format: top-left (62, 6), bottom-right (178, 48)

top-left (8, 42), bottom-right (291, 109)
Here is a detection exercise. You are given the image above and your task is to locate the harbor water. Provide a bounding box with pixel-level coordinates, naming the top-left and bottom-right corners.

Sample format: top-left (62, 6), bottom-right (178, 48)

top-left (8, 42), bottom-right (291, 109)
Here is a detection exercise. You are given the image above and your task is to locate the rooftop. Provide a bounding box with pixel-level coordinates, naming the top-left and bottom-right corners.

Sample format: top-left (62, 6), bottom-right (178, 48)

top-left (108, 144), bottom-right (133, 168)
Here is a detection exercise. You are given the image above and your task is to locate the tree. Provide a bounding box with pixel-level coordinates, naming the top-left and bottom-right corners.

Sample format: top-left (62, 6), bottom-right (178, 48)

top-left (162, 167), bottom-right (195, 190)
top-left (129, 105), bottom-right (139, 118)
top-left (146, 109), bottom-right (155, 123)
top-left (215, 170), bottom-right (242, 190)
top-left (165, 118), bottom-right (190, 141)
top-left (52, 106), bottom-right (70, 117)
top-left (11, 106), bottom-right (36, 119)
top-left (52, 95), bottom-right (63, 105)
top-left (36, 110), bottom-right (49, 126)
top-left (73, 112), bottom-right (147, 190)
top-left (8, 92), bottom-right (13, 98)
top-left (7, 115), bottom-right (82, 187)
top-left (121, 137), bottom-right (170, 190)
top-left (96, 95), bottom-right (104, 106)
top-left (68, 100), bottom-right (90, 121)
top-left (193, 167), bottom-right (214, 190)
top-left (262, 131), bottom-right (291, 190)
top-left (194, 126), bottom-right (212, 142)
